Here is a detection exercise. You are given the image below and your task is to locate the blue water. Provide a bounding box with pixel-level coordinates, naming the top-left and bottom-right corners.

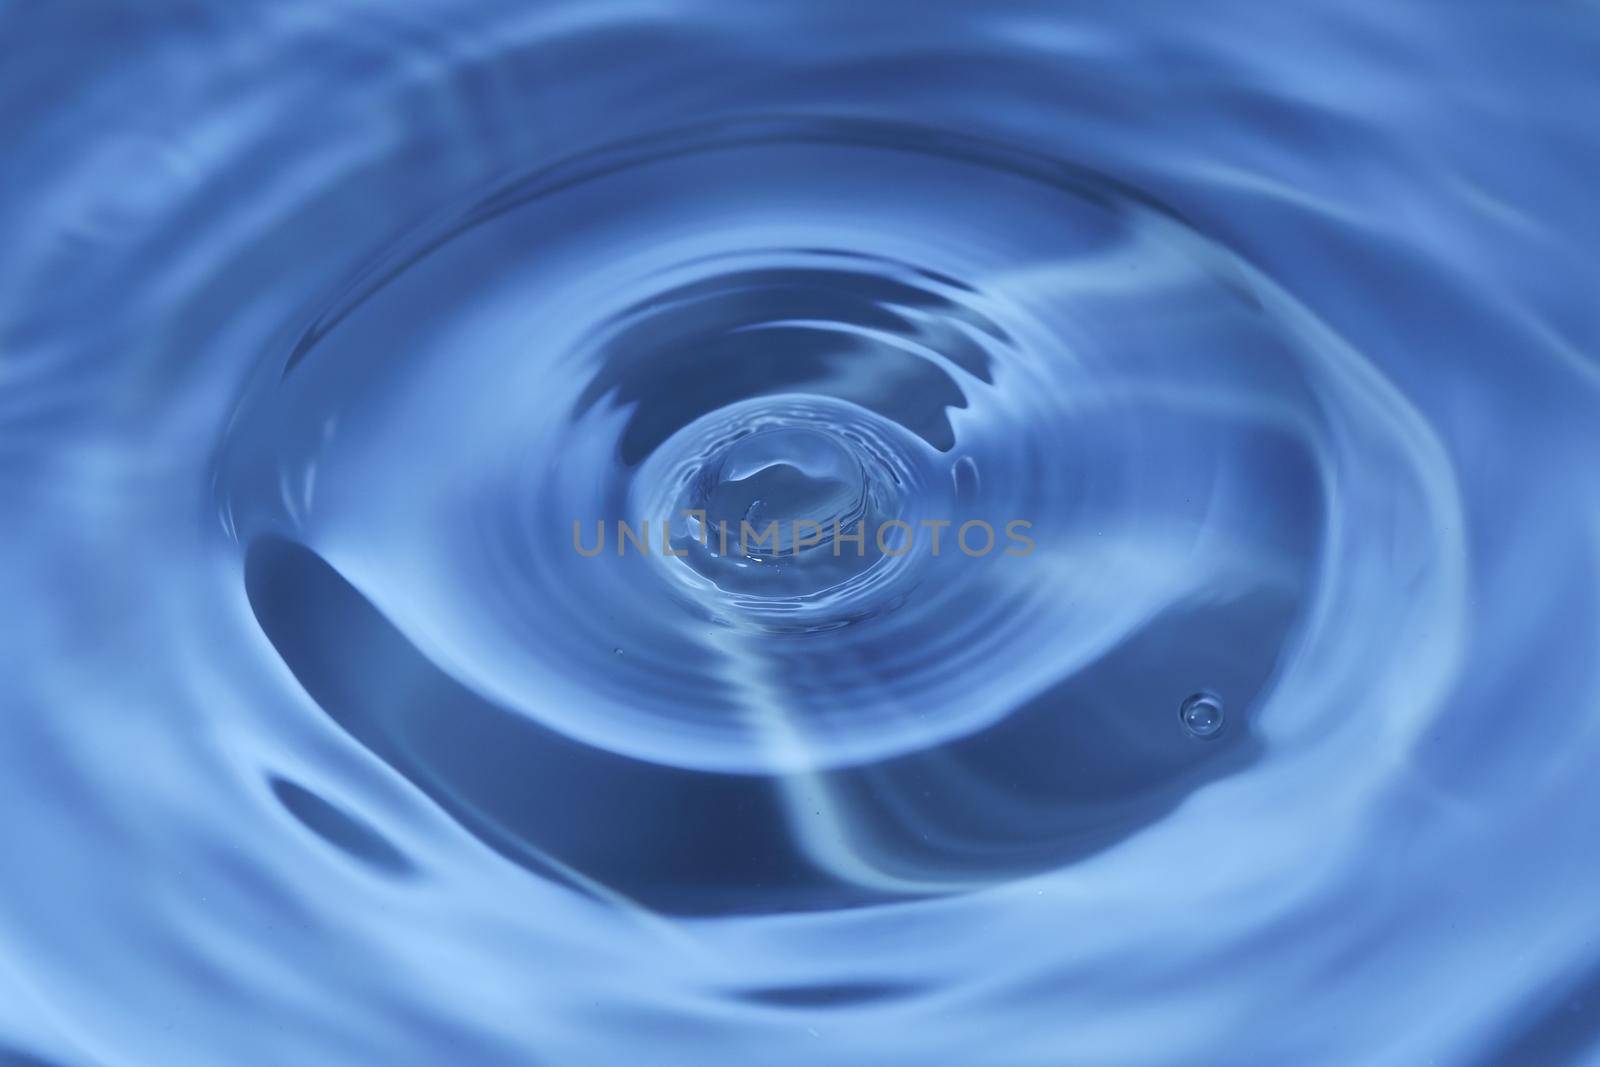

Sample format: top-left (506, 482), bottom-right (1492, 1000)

top-left (3, 3), bottom-right (1598, 1064)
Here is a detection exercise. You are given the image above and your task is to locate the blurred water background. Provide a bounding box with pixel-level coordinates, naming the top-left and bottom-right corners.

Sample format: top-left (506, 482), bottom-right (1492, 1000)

top-left (2, 3), bottom-right (1599, 1065)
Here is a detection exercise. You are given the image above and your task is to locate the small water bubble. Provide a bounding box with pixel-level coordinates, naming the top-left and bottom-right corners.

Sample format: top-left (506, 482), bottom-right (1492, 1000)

top-left (1179, 692), bottom-right (1224, 739)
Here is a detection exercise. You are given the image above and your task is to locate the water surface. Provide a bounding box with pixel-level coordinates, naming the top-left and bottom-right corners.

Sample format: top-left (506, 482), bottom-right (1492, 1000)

top-left (2, 3), bottom-right (1598, 1064)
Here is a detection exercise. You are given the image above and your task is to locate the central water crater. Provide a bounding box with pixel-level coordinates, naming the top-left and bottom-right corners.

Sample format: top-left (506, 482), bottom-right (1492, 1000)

top-left (696, 427), bottom-right (869, 559)
top-left (632, 394), bottom-right (932, 623)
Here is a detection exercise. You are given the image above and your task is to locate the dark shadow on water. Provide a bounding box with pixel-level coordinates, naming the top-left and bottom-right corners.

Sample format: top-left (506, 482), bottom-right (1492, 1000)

top-left (0, 1048), bottom-right (73, 1067)
top-left (246, 536), bottom-right (1272, 913)
top-left (736, 982), bottom-right (917, 1008)
top-left (247, 536), bottom-right (837, 913)
top-left (269, 776), bottom-right (415, 878)
top-left (574, 262), bottom-right (998, 462)
top-left (1472, 957), bottom-right (1600, 1067)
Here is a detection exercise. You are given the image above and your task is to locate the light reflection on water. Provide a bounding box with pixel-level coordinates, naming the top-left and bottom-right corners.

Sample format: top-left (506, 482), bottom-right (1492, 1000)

top-left (1, 4), bottom-right (1598, 1065)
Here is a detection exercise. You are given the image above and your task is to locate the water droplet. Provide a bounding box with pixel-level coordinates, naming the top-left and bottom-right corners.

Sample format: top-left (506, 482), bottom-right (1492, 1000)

top-left (1179, 692), bottom-right (1224, 739)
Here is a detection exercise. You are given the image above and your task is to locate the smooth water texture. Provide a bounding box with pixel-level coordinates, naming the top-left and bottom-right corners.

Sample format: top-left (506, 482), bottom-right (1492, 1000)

top-left (3, 4), bottom-right (1599, 1065)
